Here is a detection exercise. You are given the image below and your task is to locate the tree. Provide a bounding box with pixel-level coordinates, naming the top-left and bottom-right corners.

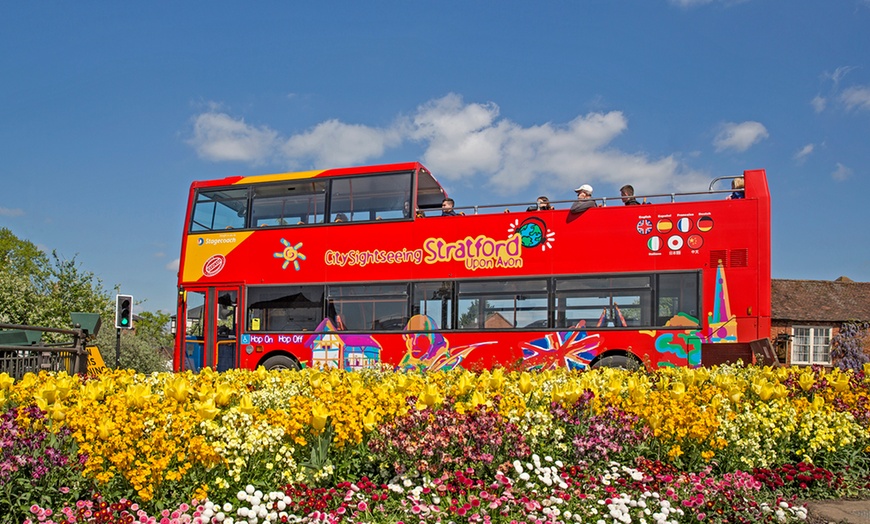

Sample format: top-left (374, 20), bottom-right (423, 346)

top-left (0, 227), bottom-right (49, 284)
top-left (93, 327), bottom-right (170, 374)
top-left (135, 310), bottom-right (174, 350)
top-left (0, 228), bottom-right (170, 373)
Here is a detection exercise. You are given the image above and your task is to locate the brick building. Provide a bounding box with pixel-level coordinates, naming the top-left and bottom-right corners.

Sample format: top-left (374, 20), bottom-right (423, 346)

top-left (770, 277), bottom-right (870, 366)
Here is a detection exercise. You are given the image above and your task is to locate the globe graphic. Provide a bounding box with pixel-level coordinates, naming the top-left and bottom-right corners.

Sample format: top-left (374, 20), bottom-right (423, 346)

top-left (519, 221), bottom-right (544, 248)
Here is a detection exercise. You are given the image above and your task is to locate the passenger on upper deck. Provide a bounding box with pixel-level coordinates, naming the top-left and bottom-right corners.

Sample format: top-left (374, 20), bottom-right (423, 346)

top-left (334, 213), bottom-right (349, 222)
top-left (727, 177), bottom-right (745, 200)
top-left (620, 185), bottom-right (641, 205)
top-left (570, 184), bottom-right (597, 214)
top-left (441, 198), bottom-right (459, 216)
top-left (527, 196), bottom-right (554, 211)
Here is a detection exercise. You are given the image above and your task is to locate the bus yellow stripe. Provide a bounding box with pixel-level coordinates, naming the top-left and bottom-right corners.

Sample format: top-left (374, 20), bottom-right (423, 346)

top-left (233, 170), bottom-right (326, 184)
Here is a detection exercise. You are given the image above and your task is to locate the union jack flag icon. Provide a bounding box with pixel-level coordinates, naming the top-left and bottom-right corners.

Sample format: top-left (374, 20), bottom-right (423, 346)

top-left (636, 219), bottom-right (653, 235)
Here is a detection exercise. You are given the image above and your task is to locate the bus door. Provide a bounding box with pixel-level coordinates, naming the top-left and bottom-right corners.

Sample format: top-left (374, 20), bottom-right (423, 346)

top-left (181, 287), bottom-right (240, 372)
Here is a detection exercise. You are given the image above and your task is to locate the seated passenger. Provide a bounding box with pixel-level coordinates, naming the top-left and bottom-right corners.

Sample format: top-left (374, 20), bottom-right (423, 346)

top-left (727, 177), bottom-right (745, 200)
top-left (441, 198), bottom-right (459, 216)
top-left (619, 185), bottom-right (641, 205)
top-left (334, 213), bottom-right (349, 222)
top-left (570, 184), bottom-right (597, 214)
top-left (527, 196), bottom-right (554, 211)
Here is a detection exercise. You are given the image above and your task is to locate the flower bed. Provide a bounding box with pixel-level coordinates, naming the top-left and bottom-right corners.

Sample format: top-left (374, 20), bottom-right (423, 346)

top-left (2, 364), bottom-right (869, 523)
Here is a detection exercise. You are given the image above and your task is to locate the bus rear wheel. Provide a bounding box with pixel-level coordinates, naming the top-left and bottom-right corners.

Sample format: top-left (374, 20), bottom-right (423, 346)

top-left (261, 355), bottom-right (300, 371)
top-left (592, 354), bottom-right (641, 370)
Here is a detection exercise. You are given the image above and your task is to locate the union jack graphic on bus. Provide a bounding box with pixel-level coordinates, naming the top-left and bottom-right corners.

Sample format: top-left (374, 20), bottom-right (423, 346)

top-left (636, 219), bottom-right (653, 235)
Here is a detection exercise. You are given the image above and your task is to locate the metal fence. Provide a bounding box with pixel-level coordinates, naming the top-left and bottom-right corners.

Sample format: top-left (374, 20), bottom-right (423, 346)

top-left (0, 322), bottom-right (91, 379)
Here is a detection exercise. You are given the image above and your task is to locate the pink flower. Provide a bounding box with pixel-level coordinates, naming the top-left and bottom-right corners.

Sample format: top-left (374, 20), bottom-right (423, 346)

top-left (357, 501), bottom-right (368, 512)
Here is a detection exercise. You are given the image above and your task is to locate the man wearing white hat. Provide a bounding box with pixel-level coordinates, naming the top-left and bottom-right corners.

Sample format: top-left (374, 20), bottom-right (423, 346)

top-left (570, 184), bottom-right (596, 214)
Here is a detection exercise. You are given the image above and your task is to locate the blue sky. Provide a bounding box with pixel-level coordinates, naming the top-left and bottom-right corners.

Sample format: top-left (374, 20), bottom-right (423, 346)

top-left (2, 1), bottom-right (869, 314)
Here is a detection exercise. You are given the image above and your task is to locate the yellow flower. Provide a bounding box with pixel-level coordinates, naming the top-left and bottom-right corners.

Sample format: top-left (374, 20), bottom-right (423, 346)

top-left (361, 411), bottom-right (377, 432)
top-left (670, 382), bottom-right (686, 400)
top-left (829, 372), bottom-right (850, 393)
top-left (518, 372), bottom-right (534, 394)
top-left (417, 383), bottom-right (443, 409)
top-left (164, 375), bottom-right (192, 403)
top-left (311, 402), bottom-right (329, 431)
top-left (196, 398), bottom-right (220, 421)
top-left (469, 390), bottom-right (488, 408)
top-left (798, 371), bottom-right (815, 392)
top-left (48, 403), bottom-right (66, 422)
top-left (454, 371), bottom-right (475, 396)
top-left (488, 368), bottom-right (505, 390)
top-left (214, 383), bottom-right (234, 406)
top-left (238, 394), bottom-right (256, 415)
top-left (0, 372), bottom-right (13, 391)
top-left (97, 420), bottom-right (114, 440)
top-left (727, 387), bottom-right (743, 404)
top-left (124, 383), bottom-right (152, 409)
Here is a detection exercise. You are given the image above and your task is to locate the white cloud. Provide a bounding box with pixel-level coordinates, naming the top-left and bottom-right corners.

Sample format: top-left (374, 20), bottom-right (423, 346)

top-left (189, 112), bottom-right (279, 163)
top-left (826, 66), bottom-right (857, 87)
top-left (0, 207), bottom-right (24, 217)
top-left (282, 120), bottom-right (402, 168)
top-left (794, 144), bottom-right (814, 163)
top-left (188, 93), bottom-right (710, 197)
top-left (811, 95), bottom-right (827, 113)
top-left (409, 94), bottom-right (703, 195)
top-left (166, 259), bottom-right (180, 272)
top-left (832, 163), bottom-right (853, 181)
top-left (841, 85), bottom-right (870, 112)
top-left (713, 121), bottom-right (769, 152)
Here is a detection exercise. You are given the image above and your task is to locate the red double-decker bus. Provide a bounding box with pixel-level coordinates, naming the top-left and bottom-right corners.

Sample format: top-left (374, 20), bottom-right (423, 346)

top-left (173, 162), bottom-right (771, 372)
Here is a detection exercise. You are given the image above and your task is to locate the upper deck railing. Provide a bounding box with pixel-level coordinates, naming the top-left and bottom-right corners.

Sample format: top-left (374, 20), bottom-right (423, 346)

top-left (452, 175), bottom-right (748, 216)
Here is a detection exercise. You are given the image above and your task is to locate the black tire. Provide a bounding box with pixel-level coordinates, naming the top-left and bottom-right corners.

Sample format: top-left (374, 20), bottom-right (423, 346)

top-left (591, 354), bottom-right (641, 370)
top-left (261, 354), bottom-right (300, 371)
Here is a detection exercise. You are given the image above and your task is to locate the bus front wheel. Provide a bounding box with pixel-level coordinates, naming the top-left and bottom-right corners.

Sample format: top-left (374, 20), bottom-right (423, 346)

top-left (591, 354), bottom-right (641, 370)
top-left (261, 354), bottom-right (300, 371)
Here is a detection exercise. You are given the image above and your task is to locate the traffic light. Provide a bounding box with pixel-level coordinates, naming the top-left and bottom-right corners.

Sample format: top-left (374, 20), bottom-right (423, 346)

top-left (115, 294), bottom-right (133, 329)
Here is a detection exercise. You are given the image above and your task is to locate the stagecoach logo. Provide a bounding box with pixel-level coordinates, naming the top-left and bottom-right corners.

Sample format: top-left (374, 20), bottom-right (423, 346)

top-left (203, 254), bottom-right (226, 277)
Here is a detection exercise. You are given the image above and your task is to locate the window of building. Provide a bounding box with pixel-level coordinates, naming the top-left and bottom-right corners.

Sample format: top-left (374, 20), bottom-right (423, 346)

top-left (791, 326), bottom-right (832, 365)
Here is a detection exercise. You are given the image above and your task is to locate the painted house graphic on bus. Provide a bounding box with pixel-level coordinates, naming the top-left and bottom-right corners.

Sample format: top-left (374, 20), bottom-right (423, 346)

top-left (306, 318), bottom-right (381, 370)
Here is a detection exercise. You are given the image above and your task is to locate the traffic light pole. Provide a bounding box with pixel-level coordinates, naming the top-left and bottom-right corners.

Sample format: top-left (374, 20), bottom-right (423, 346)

top-left (114, 294), bottom-right (133, 369)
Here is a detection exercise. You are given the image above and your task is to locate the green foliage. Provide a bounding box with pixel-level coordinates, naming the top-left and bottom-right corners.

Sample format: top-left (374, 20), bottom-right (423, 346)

top-left (0, 228), bottom-right (112, 332)
top-left (0, 227), bottom-right (49, 285)
top-left (0, 228), bottom-right (171, 373)
top-left (135, 310), bottom-right (175, 350)
top-left (93, 328), bottom-right (170, 374)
